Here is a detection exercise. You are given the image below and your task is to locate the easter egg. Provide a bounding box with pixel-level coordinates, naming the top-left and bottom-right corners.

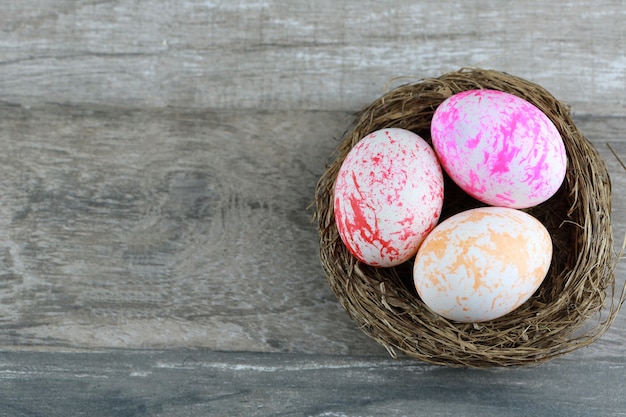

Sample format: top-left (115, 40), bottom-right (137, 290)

top-left (431, 89), bottom-right (567, 209)
top-left (334, 128), bottom-right (444, 267)
top-left (413, 206), bottom-right (552, 323)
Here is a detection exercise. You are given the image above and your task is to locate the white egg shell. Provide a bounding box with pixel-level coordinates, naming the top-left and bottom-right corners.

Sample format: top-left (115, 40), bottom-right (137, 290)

top-left (334, 128), bottom-right (444, 267)
top-left (431, 89), bottom-right (567, 209)
top-left (413, 206), bottom-right (552, 322)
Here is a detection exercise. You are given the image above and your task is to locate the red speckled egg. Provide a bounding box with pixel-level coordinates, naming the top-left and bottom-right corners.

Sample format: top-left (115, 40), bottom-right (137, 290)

top-left (334, 128), bottom-right (444, 267)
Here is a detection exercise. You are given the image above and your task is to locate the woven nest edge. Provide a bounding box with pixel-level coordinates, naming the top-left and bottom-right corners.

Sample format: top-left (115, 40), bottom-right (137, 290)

top-left (314, 68), bottom-right (626, 368)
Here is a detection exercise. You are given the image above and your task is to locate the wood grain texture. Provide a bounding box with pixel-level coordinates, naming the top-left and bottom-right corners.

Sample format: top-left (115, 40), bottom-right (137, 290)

top-left (1, 0), bottom-right (626, 115)
top-left (0, 349), bottom-right (625, 417)
top-left (0, 104), bottom-right (376, 354)
top-left (0, 104), bottom-right (624, 361)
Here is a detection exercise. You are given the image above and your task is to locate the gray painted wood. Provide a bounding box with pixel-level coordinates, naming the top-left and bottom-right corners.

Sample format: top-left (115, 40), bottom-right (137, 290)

top-left (0, 349), bottom-right (624, 417)
top-left (1, 0), bottom-right (626, 115)
top-left (0, 104), bottom-right (376, 354)
top-left (0, 104), bottom-right (624, 358)
top-left (0, 0), bottom-right (625, 414)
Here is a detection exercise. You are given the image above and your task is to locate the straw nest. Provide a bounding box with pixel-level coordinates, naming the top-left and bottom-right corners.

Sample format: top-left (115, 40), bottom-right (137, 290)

top-left (314, 68), bottom-right (625, 368)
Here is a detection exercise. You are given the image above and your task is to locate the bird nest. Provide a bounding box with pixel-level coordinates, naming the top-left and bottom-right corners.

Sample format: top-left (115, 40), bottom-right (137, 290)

top-left (314, 68), bottom-right (624, 367)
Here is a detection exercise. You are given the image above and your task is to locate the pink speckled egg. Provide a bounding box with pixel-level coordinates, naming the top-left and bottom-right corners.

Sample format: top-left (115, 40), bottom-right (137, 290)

top-left (413, 207), bottom-right (552, 323)
top-left (334, 128), bottom-right (444, 267)
top-left (431, 89), bottom-right (567, 209)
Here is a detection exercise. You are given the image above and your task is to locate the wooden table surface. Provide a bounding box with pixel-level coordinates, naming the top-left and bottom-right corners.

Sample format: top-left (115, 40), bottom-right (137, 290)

top-left (1, 1), bottom-right (625, 416)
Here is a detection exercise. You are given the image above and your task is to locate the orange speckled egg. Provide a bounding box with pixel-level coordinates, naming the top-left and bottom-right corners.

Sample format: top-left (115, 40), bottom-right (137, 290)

top-left (413, 207), bottom-right (552, 323)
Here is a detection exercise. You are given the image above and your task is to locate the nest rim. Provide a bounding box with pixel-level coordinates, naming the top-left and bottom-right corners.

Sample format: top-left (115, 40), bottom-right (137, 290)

top-left (314, 68), bottom-right (624, 368)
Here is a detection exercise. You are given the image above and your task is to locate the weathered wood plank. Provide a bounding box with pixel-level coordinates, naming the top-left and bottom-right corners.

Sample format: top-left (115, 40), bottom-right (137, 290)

top-left (0, 104), bottom-right (378, 354)
top-left (1, 0), bottom-right (626, 114)
top-left (0, 104), bottom-right (624, 360)
top-left (0, 349), bottom-right (624, 417)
